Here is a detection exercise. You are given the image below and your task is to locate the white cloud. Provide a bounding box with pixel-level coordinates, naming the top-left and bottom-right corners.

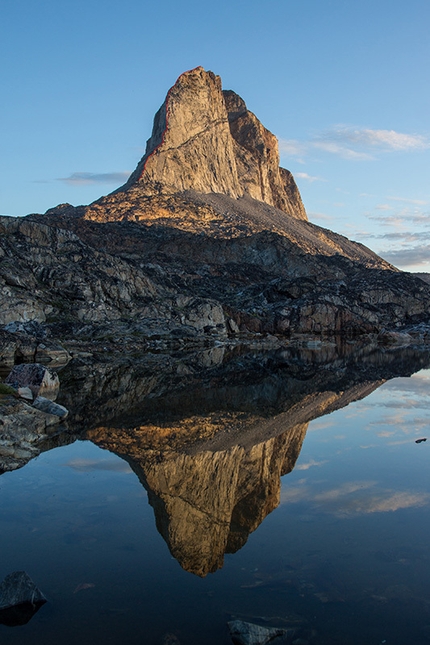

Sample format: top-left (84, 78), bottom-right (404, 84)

top-left (296, 458), bottom-right (328, 471)
top-left (279, 127), bottom-right (429, 161)
top-left (295, 172), bottom-right (325, 183)
top-left (388, 196), bottom-right (428, 206)
top-left (313, 140), bottom-right (373, 160)
top-left (379, 245), bottom-right (430, 267)
top-left (58, 171), bottom-right (130, 185)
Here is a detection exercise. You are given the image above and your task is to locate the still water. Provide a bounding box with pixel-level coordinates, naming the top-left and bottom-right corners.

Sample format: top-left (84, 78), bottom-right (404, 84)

top-left (0, 347), bottom-right (430, 644)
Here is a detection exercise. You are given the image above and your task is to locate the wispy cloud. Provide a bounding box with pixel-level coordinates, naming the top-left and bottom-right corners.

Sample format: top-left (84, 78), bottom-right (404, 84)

top-left (58, 171), bottom-right (130, 185)
top-left (326, 127), bottom-right (429, 151)
top-left (379, 244), bottom-right (430, 267)
top-left (313, 139), bottom-right (372, 160)
top-left (295, 172), bottom-right (325, 183)
top-left (388, 196), bottom-right (428, 206)
top-left (280, 127), bottom-right (429, 161)
top-left (308, 211), bottom-right (334, 222)
top-left (296, 458), bottom-right (328, 471)
top-left (362, 232), bottom-right (430, 242)
top-left (279, 139), bottom-right (308, 158)
top-left (65, 458), bottom-right (132, 473)
top-left (281, 479), bottom-right (430, 516)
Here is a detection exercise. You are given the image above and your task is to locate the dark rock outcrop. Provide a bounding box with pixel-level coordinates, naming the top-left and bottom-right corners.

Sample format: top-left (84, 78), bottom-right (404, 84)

top-left (5, 363), bottom-right (59, 400)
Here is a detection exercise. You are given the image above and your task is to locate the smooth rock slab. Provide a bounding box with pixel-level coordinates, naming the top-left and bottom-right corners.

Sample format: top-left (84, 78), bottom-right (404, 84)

top-left (5, 363), bottom-right (59, 400)
top-left (0, 571), bottom-right (46, 626)
top-left (228, 620), bottom-right (296, 645)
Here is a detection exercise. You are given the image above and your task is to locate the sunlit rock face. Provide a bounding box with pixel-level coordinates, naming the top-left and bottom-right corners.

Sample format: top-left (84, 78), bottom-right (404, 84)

top-left (133, 425), bottom-right (308, 577)
top-left (122, 67), bottom-right (307, 220)
top-left (87, 420), bottom-right (307, 576)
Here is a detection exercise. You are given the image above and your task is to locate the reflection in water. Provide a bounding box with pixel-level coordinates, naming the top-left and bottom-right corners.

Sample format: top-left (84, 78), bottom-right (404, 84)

top-left (89, 423), bottom-right (308, 576)
top-left (1, 343), bottom-right (430, 643)
top-left (57, 343), bottom-right (428, 576)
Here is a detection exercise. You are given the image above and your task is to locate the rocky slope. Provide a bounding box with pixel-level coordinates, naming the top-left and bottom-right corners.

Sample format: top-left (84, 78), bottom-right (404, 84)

top-left (1, 67), bottom-right (430, 350)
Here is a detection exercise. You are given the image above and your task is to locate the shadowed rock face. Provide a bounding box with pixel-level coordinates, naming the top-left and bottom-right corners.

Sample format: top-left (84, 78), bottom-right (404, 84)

top-left (223, 89), bottom-right (307, 219)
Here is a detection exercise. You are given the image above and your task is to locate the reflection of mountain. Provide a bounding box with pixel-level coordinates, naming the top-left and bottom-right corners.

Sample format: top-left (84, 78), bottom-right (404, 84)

top-left (89, 422), bottom-right (308, 576)
top-left (3, 344), bottom-right (430, 573)
top-left (83, 344), bottom-right (430, 576)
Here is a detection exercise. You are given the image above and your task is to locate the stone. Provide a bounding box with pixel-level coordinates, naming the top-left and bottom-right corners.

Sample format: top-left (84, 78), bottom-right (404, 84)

top-left (5, 363), bottom-right (60, 400)
top-left (32, 396), bottom-right (68, 419)
top-left (228, 620), bottom-right (296, 645)
top-left (17, 386), bottom-right (33, 401)
top-left (0, 571), bottom-right (46, 626)
top-left (122, 67), bottom-right (307, 221)
top-left (34, 340), bottom-right (71, 364)
top-left (4, 320), bottom-right (47, 338)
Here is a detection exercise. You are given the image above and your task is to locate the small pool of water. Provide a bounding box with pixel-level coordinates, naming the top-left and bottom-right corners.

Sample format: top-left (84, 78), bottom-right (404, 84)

top-left (1, 368), bottom-right (429, 644)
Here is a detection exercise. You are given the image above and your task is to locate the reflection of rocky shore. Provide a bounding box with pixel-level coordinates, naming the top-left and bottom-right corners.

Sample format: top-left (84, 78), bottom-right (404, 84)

top-left (2, 342), bottom-right (430, 573)
top-left (80, 343), bottom-right (430, 576)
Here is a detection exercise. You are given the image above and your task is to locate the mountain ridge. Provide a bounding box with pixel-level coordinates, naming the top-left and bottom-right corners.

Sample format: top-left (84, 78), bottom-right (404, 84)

top-left (1, 67), bottom-right (430, 358)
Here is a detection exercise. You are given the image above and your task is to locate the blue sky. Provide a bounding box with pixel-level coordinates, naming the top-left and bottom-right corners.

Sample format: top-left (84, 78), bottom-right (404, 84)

top-left (1, 0), bottom-right (429, 271)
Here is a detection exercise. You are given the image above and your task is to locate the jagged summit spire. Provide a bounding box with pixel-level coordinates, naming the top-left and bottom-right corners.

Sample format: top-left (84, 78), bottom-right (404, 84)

top-left (126, 67), bottom-right (307, 220)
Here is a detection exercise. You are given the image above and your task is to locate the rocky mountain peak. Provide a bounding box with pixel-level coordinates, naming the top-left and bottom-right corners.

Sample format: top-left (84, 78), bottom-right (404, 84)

top-left (125, 67), bottom-right (307, 220)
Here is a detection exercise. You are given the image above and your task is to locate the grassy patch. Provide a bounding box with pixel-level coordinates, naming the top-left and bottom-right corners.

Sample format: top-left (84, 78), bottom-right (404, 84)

top-left (0, 383), bottom-right (17, 397)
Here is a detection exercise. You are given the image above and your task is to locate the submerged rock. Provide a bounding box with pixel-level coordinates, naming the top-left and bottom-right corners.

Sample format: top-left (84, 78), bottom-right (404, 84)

top-left (0, 571), bottom-right (46, 627)
top-left (228, 619), bottom-right (296, 645)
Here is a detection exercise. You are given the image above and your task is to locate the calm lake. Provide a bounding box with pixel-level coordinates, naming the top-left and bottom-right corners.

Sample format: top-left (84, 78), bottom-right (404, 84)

top-left (1, 344), bottom-right (430, 644)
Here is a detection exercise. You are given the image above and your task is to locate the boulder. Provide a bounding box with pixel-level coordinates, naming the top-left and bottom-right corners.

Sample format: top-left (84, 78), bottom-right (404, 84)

top-left (5, 363), bottom-right (60, 400)
top-left (228, 620), bottom-right (296, 645)
top-left (32, 396), bottom-right (68, 419)
top-left (0, 571), bottom-right (46, 626)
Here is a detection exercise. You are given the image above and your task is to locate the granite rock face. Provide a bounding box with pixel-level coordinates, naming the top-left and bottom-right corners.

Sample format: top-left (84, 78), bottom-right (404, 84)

top-left (124, 67), bottom-right (306, 220)
top-left (224, 89), bottom-right (307, 219)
